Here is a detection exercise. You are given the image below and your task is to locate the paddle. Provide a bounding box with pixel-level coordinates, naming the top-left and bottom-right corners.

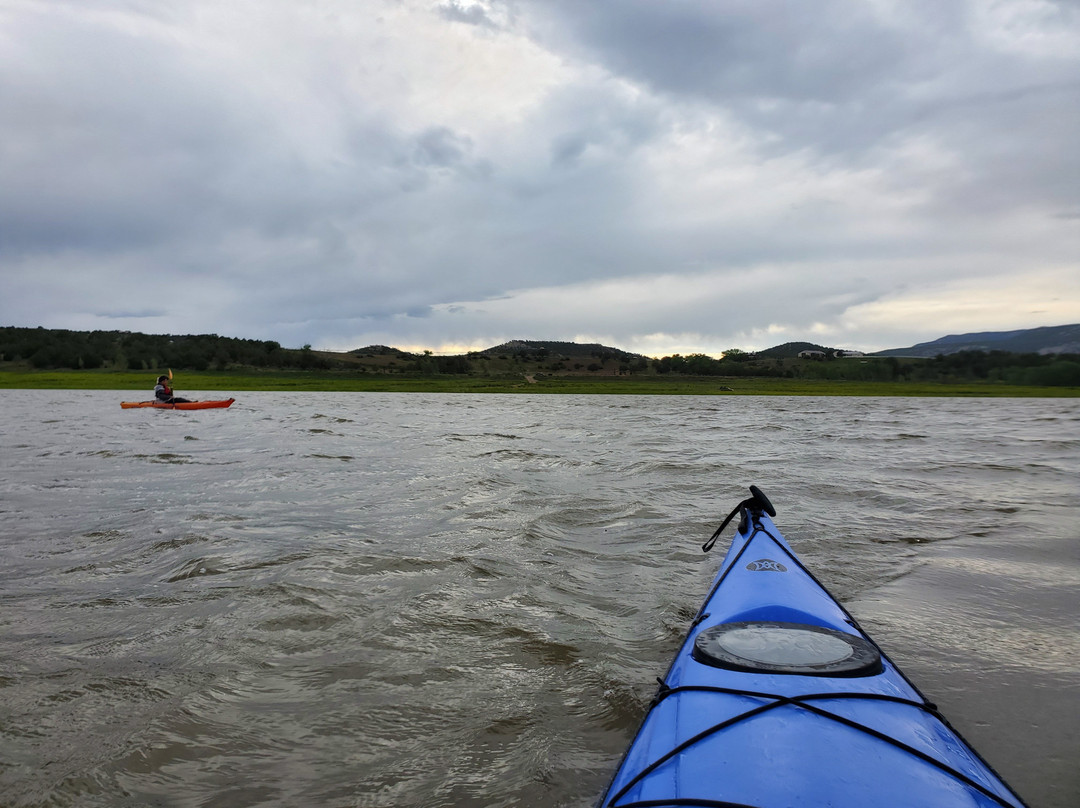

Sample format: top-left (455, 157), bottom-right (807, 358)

top-left (164, 368), bottom-right (194, 404)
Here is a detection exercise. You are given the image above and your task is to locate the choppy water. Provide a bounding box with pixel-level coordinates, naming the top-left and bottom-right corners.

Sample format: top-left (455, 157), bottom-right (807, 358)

top-left (1, 391), bottom-right (1077, 807)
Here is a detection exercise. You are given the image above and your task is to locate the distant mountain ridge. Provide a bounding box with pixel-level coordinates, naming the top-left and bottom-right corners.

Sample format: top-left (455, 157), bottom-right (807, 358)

top-left (874, 324), bottom-right (1080, 357)
top-left (3, 323), bottom-right (1077, 372)
top-left (756, 341), bottom-right (837, 358)
top-left (474, 327), bottom-right (1080, 360)
top-left (480, 339), bottom-right (645, 360)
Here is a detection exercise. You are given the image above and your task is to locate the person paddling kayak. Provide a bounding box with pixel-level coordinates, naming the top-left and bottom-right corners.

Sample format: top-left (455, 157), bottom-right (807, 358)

top-left (154, 375), bottom-right (191, 404)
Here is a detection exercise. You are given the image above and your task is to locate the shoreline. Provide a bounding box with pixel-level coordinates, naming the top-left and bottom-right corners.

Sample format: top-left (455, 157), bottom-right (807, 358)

top-left (1, 369), bottom-right (1077, 396)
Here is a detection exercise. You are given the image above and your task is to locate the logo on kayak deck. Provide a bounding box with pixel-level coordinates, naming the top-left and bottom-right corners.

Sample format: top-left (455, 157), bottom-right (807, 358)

top-left (746, 559), bottom-right (787, 572)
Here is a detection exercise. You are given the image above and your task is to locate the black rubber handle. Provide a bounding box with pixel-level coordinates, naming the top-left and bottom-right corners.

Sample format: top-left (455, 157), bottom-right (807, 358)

top-left (749, 485), bottom-right (776, 517)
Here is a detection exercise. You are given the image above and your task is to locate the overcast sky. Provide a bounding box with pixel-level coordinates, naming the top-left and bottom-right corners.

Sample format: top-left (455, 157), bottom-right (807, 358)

top-left (3, 0), bottom-right (1078, 355)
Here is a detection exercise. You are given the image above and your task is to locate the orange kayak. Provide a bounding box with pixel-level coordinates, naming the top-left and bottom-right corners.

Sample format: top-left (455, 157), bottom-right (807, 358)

top-left (120, 398), bottom-right (235, 410)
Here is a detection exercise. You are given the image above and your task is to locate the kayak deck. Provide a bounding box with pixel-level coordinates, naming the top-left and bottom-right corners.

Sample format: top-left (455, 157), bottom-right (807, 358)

top-left (120, 398), bottom-right (235, 410)
top-left (599, 487), bottom-right (1026, 808)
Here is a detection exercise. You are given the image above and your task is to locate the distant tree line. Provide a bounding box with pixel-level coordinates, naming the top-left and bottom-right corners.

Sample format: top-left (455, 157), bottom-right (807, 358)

top-left (651, 351), bottom-right (774, 376)
top-left (650, 349), bottom-right (1079, 386)
top-left (784, 350), bottom-right (1080, 386)
top-left (409, 352), bottom-right (472, 374)
top-left (911, 350), bottom-right (1080, 386)
top-left (0, 327), bottom-right (312, 371)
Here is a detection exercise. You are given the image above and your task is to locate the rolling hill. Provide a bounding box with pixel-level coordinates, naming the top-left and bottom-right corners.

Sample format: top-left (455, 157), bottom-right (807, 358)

top-left (874, 324), bottom-right (1080, 357)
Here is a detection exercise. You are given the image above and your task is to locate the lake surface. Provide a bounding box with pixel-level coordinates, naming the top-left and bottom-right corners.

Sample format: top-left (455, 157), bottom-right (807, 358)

top-left (1, 391), bottom-right (1077, 807)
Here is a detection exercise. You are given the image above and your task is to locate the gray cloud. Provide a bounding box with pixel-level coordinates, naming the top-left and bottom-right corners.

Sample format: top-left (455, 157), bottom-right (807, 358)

top-left (1, 0), bottom-right (1077, 354)
top-left (438, 1), bottom-right (501, 29)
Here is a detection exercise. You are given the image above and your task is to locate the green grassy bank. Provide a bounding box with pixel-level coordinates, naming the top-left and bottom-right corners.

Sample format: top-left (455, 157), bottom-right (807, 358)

top-left (1, 368), bottom-right (1076, 396)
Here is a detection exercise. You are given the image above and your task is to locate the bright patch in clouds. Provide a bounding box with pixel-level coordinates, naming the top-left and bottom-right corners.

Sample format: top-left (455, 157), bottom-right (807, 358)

top-left (841, 265), bottom-right (1080, 347)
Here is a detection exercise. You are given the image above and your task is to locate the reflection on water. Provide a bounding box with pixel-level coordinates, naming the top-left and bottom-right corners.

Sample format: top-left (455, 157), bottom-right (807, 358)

top-left (1, 391), bottom-right (1077, 807)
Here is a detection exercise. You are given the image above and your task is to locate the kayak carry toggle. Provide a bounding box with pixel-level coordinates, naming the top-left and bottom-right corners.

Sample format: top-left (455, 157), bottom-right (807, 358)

top-left (702, 484), bottom-right (776, 552)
